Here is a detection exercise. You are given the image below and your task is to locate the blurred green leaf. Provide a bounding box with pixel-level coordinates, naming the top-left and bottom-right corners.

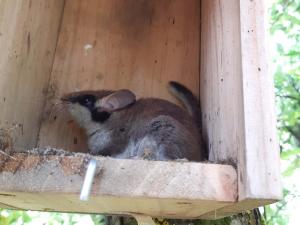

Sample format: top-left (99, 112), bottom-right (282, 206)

top-left (281, 148), bottom-right (300, 159)
top-left (282, 157), bottom-right (300, 176)
top-left (268, 0), bottom-right (300, 224)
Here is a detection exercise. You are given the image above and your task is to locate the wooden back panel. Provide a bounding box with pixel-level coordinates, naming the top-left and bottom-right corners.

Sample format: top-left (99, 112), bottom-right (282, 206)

top-left (38, 0), bottom-right (200, 152)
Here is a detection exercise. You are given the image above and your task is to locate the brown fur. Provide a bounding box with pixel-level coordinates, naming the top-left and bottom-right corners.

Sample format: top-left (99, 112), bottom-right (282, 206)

top-left (62, 83), bottom-right (205, 161)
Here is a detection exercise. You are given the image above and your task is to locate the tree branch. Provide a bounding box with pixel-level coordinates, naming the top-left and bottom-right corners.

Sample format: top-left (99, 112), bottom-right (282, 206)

top-left (284, 126), bottom-right (300, 143)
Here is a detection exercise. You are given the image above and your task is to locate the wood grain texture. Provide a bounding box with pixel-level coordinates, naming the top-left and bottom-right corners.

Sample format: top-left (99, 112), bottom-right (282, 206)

top-left (38, 0), bottom-right (200, 152)
top-left (0, 0), bottom-right (65, 151)
top-left (201, 199), bottom-right (277, 219)
top-left (0, 151), bottom-right (237, 219)
top-left (0, 0), bottom-right (281, 216)
top-left (201, 0), bottom-right (244, 166)
top-left (201, 0), bottom-right (281, 202)
top-left (238, 0), bottom-right (282, 200)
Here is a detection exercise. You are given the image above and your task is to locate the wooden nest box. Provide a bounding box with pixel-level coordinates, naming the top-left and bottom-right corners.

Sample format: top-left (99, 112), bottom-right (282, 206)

top-left (0, 0), bottom-right (281, 221)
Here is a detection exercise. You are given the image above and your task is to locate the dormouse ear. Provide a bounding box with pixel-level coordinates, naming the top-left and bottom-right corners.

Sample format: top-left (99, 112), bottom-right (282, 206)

top-left (95, 89), bottom-right (136, 111)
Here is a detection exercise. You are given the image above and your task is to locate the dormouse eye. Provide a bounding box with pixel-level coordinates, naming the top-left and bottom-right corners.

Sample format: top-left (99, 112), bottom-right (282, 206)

top-left (84, 98), bottom-right (92, 104)
top-left (78, 95), bottom-right (96, 108)
top-left (82, 98), bottom-right (93, 107)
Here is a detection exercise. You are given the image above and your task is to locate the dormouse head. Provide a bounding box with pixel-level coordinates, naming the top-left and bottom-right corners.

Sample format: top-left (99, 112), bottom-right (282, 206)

top-left (61, 89), bottom-right (136, 126)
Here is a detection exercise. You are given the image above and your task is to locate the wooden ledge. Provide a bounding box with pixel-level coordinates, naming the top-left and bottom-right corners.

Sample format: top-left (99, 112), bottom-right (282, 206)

top-left (0, 149), bottom-right (237, 219)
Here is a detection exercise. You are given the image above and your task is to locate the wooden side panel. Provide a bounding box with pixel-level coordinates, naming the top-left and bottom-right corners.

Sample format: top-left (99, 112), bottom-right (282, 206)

top-left (201, 0), bottom-right (281, 202)
top-left (38, 0), bottom-right (200, 152)
top-left (239, 0), bottom-right (282, 200)
top-left (0, 152), bottom-right (237, 219)
top-left (0, 0), bottom-right (65, 151)
top-left (200, 1), bottom-right (244, 166)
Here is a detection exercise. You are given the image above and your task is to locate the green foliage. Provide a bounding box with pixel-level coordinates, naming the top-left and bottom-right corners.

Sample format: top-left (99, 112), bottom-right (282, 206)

top-left (271, 0), bottom-right (300, 176)
top-left (264, 189), bottom-right (290, 225)
top-left (194, 218), bottom-right (231, 225)
top-left (266, 0), bottom-right (300, 224)
top-left (0, 209), bottom-right (107, 225)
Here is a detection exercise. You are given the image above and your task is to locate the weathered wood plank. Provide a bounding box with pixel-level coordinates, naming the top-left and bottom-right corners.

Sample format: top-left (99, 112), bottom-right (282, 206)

top-left (201, 0), bottom-right (281, 202)
top-left (201, 199), bottom-right (277, 219)
top-left (38, 0), bottom-right (200, 152)
top-left (0, 0), bottom-right (65, 151)
top-left (200, 0), bottom-right (244, 174)
top-left (238, 0), bottom-right (282, 201)
top-left (0, 151), bottom-right (237, 219)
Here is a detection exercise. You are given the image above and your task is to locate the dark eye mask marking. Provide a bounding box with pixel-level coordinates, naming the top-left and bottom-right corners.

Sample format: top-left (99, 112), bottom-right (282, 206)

top-left (63, 94), bottom-right (111, 123)
top-left (91, 110), bottom-right (111, 122)
top-left (77, 95), bottom-right (96, 109)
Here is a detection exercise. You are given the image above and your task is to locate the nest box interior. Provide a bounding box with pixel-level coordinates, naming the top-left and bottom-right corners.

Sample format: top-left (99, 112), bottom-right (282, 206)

top-left (0, 0), bottom-right (281, 220)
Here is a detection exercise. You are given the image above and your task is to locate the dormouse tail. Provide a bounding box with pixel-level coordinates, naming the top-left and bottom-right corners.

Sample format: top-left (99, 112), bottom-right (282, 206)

top-left (168, 81), bottom-right (202, 131)
top-left (168, 81), bottom-right (208, 160)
